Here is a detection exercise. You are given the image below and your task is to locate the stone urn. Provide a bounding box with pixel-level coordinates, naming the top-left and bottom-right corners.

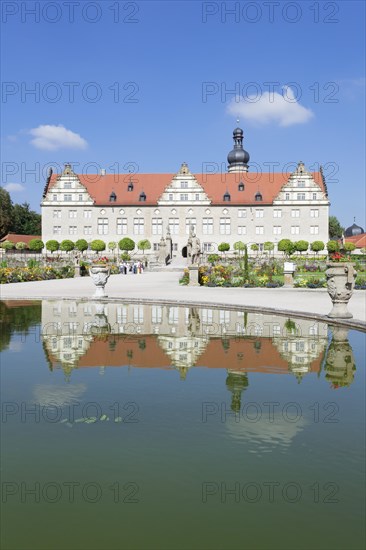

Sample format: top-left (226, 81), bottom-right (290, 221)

top-left (324, 326), bottom-right (356, 389)
top-left (325, 262), bottom-right (357, 318)
top-left (89, 265), bottom-right (111, 298)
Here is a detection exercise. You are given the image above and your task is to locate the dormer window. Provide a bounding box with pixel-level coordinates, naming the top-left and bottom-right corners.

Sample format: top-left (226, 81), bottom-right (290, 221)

top-left (223, 191), bottom-right (231, 202)
top-left (109, 192), bottom-right (117, 202)
top-left (127, 181), bottom-right (134, 192)
top-left (238, 182), bottom-right (244, 191)
top-left (255, 192), bottom-right (262, 202)
top-left (139, 191), bottom-right (146, 202)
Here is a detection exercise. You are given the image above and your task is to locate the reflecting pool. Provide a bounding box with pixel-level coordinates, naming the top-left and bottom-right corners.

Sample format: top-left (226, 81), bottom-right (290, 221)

top-left (1, 300), bottom-right (365, 550)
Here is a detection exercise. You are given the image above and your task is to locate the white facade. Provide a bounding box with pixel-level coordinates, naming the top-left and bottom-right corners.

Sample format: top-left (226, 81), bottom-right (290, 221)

top-left (41, 158), bottom-right (329, 257)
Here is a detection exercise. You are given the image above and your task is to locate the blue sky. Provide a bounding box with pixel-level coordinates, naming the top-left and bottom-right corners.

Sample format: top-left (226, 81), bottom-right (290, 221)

top-left (1, 0), bottom-right (365, 229)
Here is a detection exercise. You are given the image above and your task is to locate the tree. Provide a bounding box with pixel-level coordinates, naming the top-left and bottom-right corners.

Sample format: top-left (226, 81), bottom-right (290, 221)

top-left (360, 247), bottom-right (366, 255)
top-left (343, 242), bottom-right (356, 254)
top-left (60, 240), bottom-right (75, 253)
top-left (1, 240), bottom-right (14, 250)
top-left (28, 239), bottom-right (44, 252)
top-left (108, 241), bottom-right (117, 253)
top-left (250, 243), bottom-right (259, 255)
top-left (327, 240), bottom-right (340, 253)
top-left (264, 241), bottom-right (274, 255)
top-left (310, 241), bottom-right (325, 255)
top-left (75, 239), bottom-right (88, 254)
top-left (91, 240), bottom-right (106, 254)
top-left (0, 187), bottom-right (13, 238)
top-left (233, 241), bottom-right (246, 257)
top-left (119, 237), bottom-right (135, 253)
top-left (329, 215), bottom-right (344, 240)
top-left (278, 239), bottom-right (296, 257)
top-left (218, 242), bottom-right (230, 258)
top-left (10, 203), bottom-right (41, 235)
top-left (137, 239), bottom-right (151, 257)
top-left (46, 240), bottom-right (59, 254)
top-left (15, 241), bottom-right (27, 250)
top-left (294, 240), bottom-right (309, 255)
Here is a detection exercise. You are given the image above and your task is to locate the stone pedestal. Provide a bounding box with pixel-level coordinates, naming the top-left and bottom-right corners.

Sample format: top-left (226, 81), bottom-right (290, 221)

top-left (74, 264), bottom-right (81, 277)
top-left (188, 265), bottom-right (200, 286)
top-left (283, 262), bottom-right (295, 288)
top-left (325, 262), bottom-right (357, 319)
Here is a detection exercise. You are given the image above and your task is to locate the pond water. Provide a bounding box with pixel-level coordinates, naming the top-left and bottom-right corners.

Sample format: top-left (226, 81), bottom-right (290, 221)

top-left (1, 300), bottom-right (365, 550)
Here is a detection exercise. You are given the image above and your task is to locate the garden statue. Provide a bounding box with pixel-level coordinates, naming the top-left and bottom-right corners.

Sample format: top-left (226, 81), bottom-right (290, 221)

top-left (187, 225), bottom-right (201, 265)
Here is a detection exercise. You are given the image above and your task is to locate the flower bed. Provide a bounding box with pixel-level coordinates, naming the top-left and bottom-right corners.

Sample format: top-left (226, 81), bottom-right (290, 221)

top-left (0, 265), bottom-right (74, 284)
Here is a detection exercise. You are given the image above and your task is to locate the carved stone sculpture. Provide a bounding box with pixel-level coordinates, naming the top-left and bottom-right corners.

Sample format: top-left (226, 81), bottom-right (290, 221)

top-left (325, 262), bottom-right (357, 318)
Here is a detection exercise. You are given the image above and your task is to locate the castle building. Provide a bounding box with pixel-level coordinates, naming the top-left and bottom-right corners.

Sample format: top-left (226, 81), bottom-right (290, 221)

top-left (41, 127), bottom-right (330, 257)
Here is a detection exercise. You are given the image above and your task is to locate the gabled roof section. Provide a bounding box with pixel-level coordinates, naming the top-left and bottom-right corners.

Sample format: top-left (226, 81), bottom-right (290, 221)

top-left (45, 163), bottom-right (326, 206)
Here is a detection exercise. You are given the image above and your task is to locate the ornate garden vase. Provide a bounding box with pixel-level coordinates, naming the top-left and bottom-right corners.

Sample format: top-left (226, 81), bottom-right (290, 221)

top-left (325, 262), bottom-right (357, 318)
top-left (89, 265), bottom-right (111, 298)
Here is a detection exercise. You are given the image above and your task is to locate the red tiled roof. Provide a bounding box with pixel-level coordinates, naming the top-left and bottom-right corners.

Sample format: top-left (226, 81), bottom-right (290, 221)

top-left (0, 233), bottom-right (41, 244)
top-left (345, 234), bottom-right (366, 248)
top-left (48, 171), bottom-right (325, 206)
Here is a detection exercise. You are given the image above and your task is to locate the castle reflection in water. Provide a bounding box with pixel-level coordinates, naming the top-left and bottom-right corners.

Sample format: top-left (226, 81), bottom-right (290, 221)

top-left (39, 301), bottom-right (357, 406)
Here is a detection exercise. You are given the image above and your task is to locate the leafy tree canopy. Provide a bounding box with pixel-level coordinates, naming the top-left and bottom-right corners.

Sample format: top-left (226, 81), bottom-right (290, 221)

top-left (329, 216), bottom-right (344, 240)
top-left (119, 238), bottom-right (135, 251)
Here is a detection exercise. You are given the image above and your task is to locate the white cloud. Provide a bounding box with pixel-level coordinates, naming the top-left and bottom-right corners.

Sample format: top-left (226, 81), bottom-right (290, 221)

top-left (4, 183), bottom-right (25, 192)
top-left (227, 86), bottom-right (314, 127)
top-left (29, 124), bottom-right (88, 151)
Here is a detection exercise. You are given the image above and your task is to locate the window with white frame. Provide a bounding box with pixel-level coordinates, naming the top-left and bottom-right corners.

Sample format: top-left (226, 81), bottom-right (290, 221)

top-left (168, 218), bottom-right (179, 235)
top-left (180, 181), bottom-right (188, 189)
top-left (203, 242), bottom-right (214, 252)
top-left (78, 194), bottom-right (83, 201)
top-left (169, 193), bottom-right (173, 200)
top-left (152, 218), bottom-right (163, 235)
top-left (180, 194), bottom-right (188, 201)
top-left (133, 218), bottom-right (144, 235)
top-left (84, 210), bottom-right (92, 218)
top-left (53, 226), bottom-right (61, 235)
top-left (297, 193), bottom-right (305, 201)
top-left (255, 209), bottom-right (264, 218)
top-left (64, 194), bottom-right (72, 201)
top-left (117, 218), bottom-right (127, 235)
top-left (117, 306), bottom-right (127, 324)
top-left (220, 217), bottom-right (231, 235)
top-left (312, 193), bottom-right (317, 200)
top-left (151, 306), bottom-right (162, 324)
top-left (202, 217), bottom-right (213, 234)
top-left (153, 243), bottom-right (159, 251)
top-left (168, 307), bottom-right (178, 324)
top-left (69, 226), bottom-right (77, 235)
top-left (273, 226), bottom-right (282, 235)
top-left (285, 193), bottom-right (290, 200)
top-left (310, 225), bottom-right (319, 235)
top-left (310, 209), bottom-right (319, 217)
top-left (185, 218), bottom-right (196, 234)
top-left (238, 209), bottom-right (247, 218)
top-left (53, 209), bottom-right (61, 218)
top-left (273, 209), bottom-right (282, 217)
top-left (84, 226), bottom-right (92, 235)
top-left (98, 218), bottom-right (109, 235)
top-left (219, 310), bottom-right (230, 324)
top-left (53, 194), bottom-right (58, 201)
top-left (202, 309), bottom-right (213, 324)
top-left (238, 226), bottom-right (246, 235)
top-left (64, 182), bottom-right (71, 189)
top-left (255, 226), bottom-right (264, 235)
top-left (291, 226), bottom-right (300, 235)
top-left (291, 209), bottom-right (300, 217)
top-left (133, 305), bottom-right (144, 324)
top-left (69, 210), bottom-right (77, 218)
top-left (195, 194), bottom-right (200, 201)
top-left (297, 181), bottom-right (305, 187)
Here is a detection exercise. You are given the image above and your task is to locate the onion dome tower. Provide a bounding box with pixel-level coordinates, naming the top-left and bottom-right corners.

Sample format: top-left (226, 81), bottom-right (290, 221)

top-left (227, 122), bottom-right (250, 173)
top-left (344, 218), bottom-right (364, 237)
